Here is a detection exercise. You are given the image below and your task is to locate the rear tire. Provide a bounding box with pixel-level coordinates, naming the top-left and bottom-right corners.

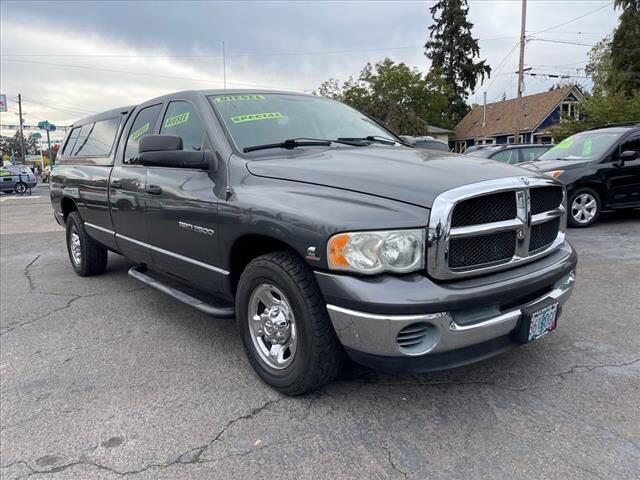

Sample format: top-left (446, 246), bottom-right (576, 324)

top-left (567, 187), bottom-right (601, 228)
top-left (14, 182), bottom-right (27, 195)
top-left (66, 211), bottom-right (108, 276)
top-left (235, 252), bottom-right (344, 395)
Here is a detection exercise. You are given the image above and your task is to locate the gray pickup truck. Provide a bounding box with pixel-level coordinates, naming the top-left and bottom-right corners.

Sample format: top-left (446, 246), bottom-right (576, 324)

top-left (50, 90), bottom-right (577, 395)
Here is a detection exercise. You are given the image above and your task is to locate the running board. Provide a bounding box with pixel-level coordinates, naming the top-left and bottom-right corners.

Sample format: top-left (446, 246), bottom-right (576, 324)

top-left (128, 266), bottom-right (235, 319)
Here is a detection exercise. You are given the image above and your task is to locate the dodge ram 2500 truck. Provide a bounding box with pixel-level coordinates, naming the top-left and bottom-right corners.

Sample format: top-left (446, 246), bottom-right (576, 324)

top-left (50, 90), bottom-right (577, 395)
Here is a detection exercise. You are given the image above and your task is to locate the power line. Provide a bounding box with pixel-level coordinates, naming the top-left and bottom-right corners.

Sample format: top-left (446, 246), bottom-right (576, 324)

top-left (1, 37), bottom-right (520, 59)
top-left (528, 1), bottom-right (614, 35)
top-left (7, 95), bottom-right (93, 117)
top-left (3, 58), bottom-right (304, 91)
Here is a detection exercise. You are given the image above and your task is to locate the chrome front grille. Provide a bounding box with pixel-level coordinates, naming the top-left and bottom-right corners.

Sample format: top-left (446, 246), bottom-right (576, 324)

top-left (427, 177), bottom-right (566, 279)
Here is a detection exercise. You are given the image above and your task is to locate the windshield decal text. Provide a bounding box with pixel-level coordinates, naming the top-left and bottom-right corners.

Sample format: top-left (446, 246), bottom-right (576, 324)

top-left (231, 112), bottom-right (284, 124)
top-left (549, 137), bottom-right (574, 152)
top-left (164, 112), bottom-right (190, 129)
top-left (214, 95), bottom-right (265, 103)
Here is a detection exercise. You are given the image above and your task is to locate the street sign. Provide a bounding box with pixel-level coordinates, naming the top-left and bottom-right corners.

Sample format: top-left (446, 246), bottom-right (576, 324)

top-left (0, 94), bottom-right (6, 112)
top-left (31, 131), bottom-right (42, 139)
top-left (37, 120), bottom-right (57, 132)
top-left (38, 120), bottom-right (58, 168)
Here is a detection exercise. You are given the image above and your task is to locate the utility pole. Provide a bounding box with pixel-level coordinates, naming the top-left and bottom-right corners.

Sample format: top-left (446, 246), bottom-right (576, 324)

top-left (17, 94), bottom-right (26, 163)
top-left (222, 41), bottom-right (227, 90)
top-left (514, 0), bottom-right (527, 145)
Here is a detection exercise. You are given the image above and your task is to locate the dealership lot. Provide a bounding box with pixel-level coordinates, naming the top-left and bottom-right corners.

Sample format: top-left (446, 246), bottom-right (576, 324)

top-left (1, 188), bottom-right (639, 479)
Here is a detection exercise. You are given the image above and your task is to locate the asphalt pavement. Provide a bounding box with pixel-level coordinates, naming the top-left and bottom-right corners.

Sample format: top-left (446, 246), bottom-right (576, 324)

top-left (1, 184), bottom-right (639, 479)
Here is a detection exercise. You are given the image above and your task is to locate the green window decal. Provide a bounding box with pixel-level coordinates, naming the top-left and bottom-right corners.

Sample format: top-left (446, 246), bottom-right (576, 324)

top-left (549, 137), bottom-right (574, 152)
top-left (214, 94), bottom-right (266, 103)
top-left (582, 139), bottom-right (592, 156)
top-left (130, 122), bottom-right (150, 142)
top-left (164, 111), bottom-right (190, 129)
top-left (231, 112), bottom-right (284, 124)
top-left (0, 170), bottom-right (10, 177)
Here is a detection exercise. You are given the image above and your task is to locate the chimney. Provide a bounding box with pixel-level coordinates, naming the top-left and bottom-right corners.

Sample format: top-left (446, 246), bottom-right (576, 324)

top-left (482, 91), bottom-right (487, 128)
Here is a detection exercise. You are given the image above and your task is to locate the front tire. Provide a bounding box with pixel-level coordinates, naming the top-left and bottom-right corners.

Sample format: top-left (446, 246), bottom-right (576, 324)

top-left (65, 211), bottom-right (108, 276)
top-left (568, 187), bottom-right (601, 228)
top-left (235, 252), bottom-right (344, 395)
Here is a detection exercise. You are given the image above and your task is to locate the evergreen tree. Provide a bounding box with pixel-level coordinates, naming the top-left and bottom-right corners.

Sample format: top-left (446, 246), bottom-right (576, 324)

top-left (610, 0), bottom-right (640, 96)
top-left (424, 0), bottom-right (491, 122)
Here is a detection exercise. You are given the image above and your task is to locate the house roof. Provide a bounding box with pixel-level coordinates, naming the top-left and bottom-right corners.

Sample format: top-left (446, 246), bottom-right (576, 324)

top-left (454, 85), bottom-right (582, 140)
top-left (427, 124), bottom-right (453, 134)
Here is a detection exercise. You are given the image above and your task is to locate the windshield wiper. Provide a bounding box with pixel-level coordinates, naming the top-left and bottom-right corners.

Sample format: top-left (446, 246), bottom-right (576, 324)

top-left (243, 137), bottom-right (365, 153)
top-left (337, 135), bottom-right (409, 146)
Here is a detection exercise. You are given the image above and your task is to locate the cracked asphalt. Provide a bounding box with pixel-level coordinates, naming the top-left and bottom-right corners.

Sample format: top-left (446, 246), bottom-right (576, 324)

top-left (1, 186), bottom-right (639, 479)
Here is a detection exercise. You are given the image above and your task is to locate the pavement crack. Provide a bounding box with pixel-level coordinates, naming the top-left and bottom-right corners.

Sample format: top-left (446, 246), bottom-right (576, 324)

top-left (4, 398), bottom-right (283, 478)
top-left (24, 255), bottom-right (40, 292)
top-left (381, 445), bottom-right (409, 479)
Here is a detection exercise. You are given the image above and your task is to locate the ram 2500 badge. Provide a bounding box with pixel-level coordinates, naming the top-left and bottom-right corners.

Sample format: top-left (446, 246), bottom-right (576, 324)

top-left (50, 90), bottom-right (577, 395)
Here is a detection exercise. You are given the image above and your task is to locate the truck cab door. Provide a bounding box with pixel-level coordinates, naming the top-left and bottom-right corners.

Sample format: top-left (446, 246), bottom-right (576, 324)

top-left (109, 103), bottom-right (163, 265)
top-left (144, 100), bottom-right (226, 296)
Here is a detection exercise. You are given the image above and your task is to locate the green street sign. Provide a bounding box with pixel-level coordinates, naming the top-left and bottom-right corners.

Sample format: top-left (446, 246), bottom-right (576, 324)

top-left (31, 132), bottom-right (42, 139)
top-left (37, 120), bottom-right (57, 132)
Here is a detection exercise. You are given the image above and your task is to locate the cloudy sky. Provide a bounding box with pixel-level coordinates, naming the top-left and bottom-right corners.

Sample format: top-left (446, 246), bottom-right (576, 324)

top-left (0, 0), bottom-right (620, 129)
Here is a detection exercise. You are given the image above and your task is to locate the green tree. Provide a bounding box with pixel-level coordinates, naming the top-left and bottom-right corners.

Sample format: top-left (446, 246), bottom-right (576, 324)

top-left (610, 0), bottom-right (640, 96)
top-left (315, 58), bottom-right (454, 134)
top-left (0, 130), bottom-right (38, 161)
top-left (424, 0), bottom-right (491, 122)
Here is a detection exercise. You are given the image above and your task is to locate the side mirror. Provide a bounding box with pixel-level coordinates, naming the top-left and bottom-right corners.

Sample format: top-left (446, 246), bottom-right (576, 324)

top-left (139, 134), bottom-right (183, 153)
top-left (398, 135), bottom-right (417, 146)
top-left (619, 150), bottom-right (638, 165)
top-left (138, 135), bottom-right (216, 170)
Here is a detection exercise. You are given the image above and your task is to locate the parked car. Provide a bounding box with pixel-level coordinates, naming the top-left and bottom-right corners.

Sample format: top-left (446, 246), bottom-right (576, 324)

top-left (521, 124), bottom-right (640, 227)
top-left (50, 90), bottom-right (577, 395)
top-left (412, 136), bottom-right (450, 152)
top-left (0, 164), bottom-right (37, 194)
top-left (465, 144), bottom-right (553, 164)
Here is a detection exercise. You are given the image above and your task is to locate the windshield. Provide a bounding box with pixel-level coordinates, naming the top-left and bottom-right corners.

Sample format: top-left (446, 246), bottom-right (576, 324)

top-left (538, 130), bottom-right (625, 161)
top-left (209, 93), bottom-right (397, 153)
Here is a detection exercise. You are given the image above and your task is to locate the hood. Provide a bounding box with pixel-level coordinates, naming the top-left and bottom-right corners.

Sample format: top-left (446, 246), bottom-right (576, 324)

top-left (246, 146), bottom-right (541, 208)
top-left (520, 159), bottom-right (590, 173)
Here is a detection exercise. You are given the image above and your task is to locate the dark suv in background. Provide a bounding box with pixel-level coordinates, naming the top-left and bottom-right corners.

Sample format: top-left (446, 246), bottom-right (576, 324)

top-left (466, 144), bottom-right (553, 164)
top-left (522, 124), bottom-right (640, 227)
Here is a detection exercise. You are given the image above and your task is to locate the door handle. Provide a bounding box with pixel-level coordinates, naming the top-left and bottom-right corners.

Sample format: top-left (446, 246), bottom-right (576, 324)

top-left (145, 184), bottom-right (163, 195)
top-left (110, 180), bottom-right (122, 189)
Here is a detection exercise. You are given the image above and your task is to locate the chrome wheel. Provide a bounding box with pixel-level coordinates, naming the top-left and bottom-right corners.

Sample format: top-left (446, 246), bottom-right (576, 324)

top-left (15, 182), bottom-right (27, 194)
top-left (70, 227), bottom-right (82, 266)
top-left (571, 193), bottom-right (597, 224)
top-left (248, 283), bottom-right (297, 370)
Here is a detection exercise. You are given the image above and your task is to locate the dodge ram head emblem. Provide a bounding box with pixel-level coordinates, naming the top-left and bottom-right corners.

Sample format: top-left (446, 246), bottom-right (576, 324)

top-left (519, 176), bottom-right (530, 186)
top-left (517, 230), bottom-right (525, 240)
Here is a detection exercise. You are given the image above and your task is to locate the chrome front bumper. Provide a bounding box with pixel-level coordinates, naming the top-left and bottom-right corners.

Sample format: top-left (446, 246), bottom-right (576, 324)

top-left (326, 270), bottom-right (576, 358)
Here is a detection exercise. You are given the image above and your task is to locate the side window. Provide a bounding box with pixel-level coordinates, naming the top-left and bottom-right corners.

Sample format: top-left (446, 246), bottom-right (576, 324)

top-left (492, 149), bottom-right (517, 164)
top-left (62, 127), bottom-right (81, 156)
top-left (620, 136), bottom-right (640, 159)
top-left (160, 101), bottom-right (204, 152)
top-left (76, 118), bottom-right (120, 156)
top-left (124, 104), bottom-right (163, 164)
top-left (72, 123), bottom-right (94, 156)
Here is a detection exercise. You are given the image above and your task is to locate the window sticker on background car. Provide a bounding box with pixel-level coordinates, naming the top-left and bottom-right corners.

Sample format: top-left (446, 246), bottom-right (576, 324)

top-left (164, 112), bottom-right (190, 128)
top-left (549, 137), bottom-right (574, 152)
top-left (582, 139), bottom-right (592, 156)
top-left (214, 95), bottom-right (265, 103)
top-left (130, 122), bottom-right (150, 141)
top-left (0, 170), bottom-right (10, 177)
top-left (231, 112), bottom-right (284, 124)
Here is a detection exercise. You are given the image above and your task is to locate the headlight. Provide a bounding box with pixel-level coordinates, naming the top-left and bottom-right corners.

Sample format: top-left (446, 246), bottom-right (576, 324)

top-left (547, 170), bottom-right (564, 179)
top-left (328, 229), bottom-right (425, 274)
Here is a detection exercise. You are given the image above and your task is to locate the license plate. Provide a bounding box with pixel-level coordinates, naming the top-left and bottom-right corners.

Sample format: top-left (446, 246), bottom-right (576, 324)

top-left (527, 303), bottom-right (558, 342)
